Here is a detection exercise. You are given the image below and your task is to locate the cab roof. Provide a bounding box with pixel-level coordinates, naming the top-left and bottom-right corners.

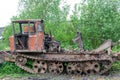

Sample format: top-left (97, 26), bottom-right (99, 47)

top-left (12, 19), bottom-right (43, 23)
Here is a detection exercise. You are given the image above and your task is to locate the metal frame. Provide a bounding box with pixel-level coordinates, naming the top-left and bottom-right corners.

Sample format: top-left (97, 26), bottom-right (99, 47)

top-left (28, 21), bottom-right (30, 50)
top-left (12, 22), bottom-right (16, 51)
top-left (12, 19), bottom-right (44, 52)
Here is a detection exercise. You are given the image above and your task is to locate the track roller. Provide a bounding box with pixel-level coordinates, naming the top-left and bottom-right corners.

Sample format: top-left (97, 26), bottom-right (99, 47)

top-left (84, 61), bottom-right (100, 75)
top-left (33, 60), bottom-right (47, 74)
top-left (48, 62), bottom-right (63, 74)
top-left (66, 62), bottom-right (82, 75)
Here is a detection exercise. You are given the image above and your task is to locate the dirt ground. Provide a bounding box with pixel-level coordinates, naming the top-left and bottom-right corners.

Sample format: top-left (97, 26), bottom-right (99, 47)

top-left (1, 71), bottom-right (120, 80)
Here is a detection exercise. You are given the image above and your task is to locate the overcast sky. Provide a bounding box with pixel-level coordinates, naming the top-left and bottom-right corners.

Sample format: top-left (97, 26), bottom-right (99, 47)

top-left (0, 0), bottom-right (19, 27)
top-left (0, 0), bottom-right (79, 27)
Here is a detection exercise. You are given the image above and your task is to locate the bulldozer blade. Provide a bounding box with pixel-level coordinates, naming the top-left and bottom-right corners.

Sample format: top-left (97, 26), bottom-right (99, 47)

top-left (92, 39), bottom-right (112, 54)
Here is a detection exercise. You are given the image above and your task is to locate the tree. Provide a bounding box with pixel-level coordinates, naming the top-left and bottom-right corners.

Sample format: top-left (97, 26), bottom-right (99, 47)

top-left (18, 0), bottom-right (74, 44)
top-left (3, 0), bottom-right (75, 48)
top-left (71, 0), bottom-right (120, 49)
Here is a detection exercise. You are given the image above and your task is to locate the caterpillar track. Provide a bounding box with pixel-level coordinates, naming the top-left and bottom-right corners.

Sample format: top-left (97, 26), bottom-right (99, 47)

top-left (13, 51), bottom-right (113, 75)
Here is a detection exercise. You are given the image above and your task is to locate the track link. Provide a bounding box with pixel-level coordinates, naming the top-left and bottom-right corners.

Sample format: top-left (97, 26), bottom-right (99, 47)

top-left (15, 52), bottom-right (113, 75)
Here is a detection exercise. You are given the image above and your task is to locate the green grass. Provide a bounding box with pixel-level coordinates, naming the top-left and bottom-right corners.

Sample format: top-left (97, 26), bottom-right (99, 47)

top-left (0, 62), bottom-right (26, 74)
top-left (0, 62), bottom-right (30, 79)
top-left (111, 62), bottom-right (120, 72)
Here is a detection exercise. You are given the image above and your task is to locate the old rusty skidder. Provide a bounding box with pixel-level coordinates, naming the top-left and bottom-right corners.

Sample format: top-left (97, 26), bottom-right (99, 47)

top-left (0, 19), bottom-right (120, 75)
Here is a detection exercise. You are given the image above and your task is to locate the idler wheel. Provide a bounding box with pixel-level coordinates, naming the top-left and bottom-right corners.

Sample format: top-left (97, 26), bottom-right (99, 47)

top-left (15, 56), bottom-right (27, 65)
top-left (48, 62), bottom-right (63, 74)
top-left (33, 60), bottom-right (47, 74)
top-left (66, 62), bottom-right (82, 75)
top-left (84, 61), bottom-right (100, 75)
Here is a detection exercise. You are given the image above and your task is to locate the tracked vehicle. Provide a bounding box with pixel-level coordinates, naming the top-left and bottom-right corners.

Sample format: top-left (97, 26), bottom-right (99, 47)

top-left (0, 19), bottom-right (120, 75)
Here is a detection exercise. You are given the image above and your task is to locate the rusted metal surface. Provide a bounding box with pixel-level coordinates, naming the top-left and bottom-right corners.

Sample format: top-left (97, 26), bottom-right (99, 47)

top-left (73, 32), bottom-right (84, 51)
top-left (13, 51), bottom-right (113, 75)
top-left (0, 51), bottom-right (16, 62)
top-left (49, 40), bottom-right (61, 52)
top-left (9, 36), bottom-right (15, 51)
top-left (48, 62), bottom-right (63, 74)
top-left (37, 32), bottom-right (44, 51)
top-left (0, 38), bottom-right (119, 75)
top-left (12, 19), bottom-right (41, 23)
top-left (66, 62), bottom-right (82, 75)
top-left (33, 60), bottom-right (47, 73)
top-left (10, 32), bottom-right (116, 75)
top-left (10, 19), bottom-right (45, 52)
top-left (92, 39), bottom-right (112, 54)
top-left (0, 19), bottom-right (120, 76)
top-left (29, 35), bottom-right (37, 51)
top-left (16, 52), bottom-right (112, 62)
